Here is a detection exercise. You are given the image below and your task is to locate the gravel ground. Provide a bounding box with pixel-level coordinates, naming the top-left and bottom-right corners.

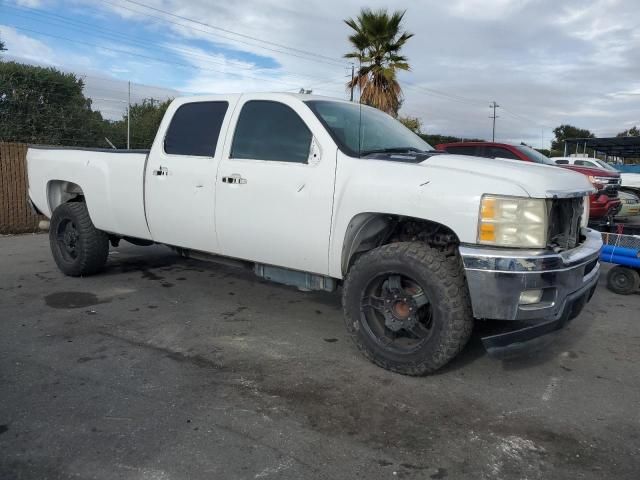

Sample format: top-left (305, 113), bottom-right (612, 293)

top-left (1, 234), bottom-right (639, 480)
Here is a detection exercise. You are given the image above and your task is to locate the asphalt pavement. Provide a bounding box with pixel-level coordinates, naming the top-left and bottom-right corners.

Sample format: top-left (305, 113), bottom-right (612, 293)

top-left (1, 234), bottom-right (639, 479)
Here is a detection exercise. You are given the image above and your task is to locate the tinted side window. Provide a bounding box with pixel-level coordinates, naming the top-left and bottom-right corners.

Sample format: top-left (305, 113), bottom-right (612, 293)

top-left (231, 101), bottom-right (312, 163)
top-left (555, 159), bottom-right (569, 164)
top-left (164, 102), bottom-right (228, 156)
top-left (485, 146), bottom-right (520, 160)
top-left (445, 146), bottom-right (477, 156)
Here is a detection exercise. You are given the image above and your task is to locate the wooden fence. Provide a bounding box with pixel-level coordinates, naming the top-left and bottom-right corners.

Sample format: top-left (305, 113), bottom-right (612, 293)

top-left (0, 142), bottom-right (43, 234)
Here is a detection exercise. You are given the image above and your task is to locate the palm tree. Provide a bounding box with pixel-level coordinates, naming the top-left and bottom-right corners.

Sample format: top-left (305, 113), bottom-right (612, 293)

top-left (344, 8), bottom-right (413, 116)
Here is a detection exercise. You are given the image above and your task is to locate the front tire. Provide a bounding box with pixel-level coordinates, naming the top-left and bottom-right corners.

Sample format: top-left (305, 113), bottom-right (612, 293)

top-left (342, 242), bottom-right (473, 375)
top-left (49, 202), bottom-right (109, 276)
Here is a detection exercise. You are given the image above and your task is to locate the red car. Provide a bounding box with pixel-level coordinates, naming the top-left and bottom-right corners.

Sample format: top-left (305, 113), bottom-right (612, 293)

top-left (435, 142), bottom-right (622, 219)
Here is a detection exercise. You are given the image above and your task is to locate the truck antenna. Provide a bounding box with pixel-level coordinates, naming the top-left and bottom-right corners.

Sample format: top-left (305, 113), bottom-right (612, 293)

top-left (358, 54), bottom-right (363, 156)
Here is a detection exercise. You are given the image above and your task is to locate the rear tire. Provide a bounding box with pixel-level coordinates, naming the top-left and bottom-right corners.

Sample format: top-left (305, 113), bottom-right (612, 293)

top-left (342, 242), bottom-right (473, 375)
top-left (606, 266), bottom-right (640, 295)
top-left (49, 202), bottom-right (109, 277)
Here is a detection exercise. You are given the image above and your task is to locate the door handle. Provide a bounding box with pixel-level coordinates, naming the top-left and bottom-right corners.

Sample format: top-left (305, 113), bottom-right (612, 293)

top-left (153, 166), bottom-right (169, 176)
top-left (222, 174), bottom-right (247, 185)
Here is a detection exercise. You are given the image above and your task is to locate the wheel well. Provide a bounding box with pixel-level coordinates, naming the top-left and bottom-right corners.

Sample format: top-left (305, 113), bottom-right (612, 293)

top-left (47, 180), bottom-right (84, 212)
top-left (341, 213), bottom-right (460, 275)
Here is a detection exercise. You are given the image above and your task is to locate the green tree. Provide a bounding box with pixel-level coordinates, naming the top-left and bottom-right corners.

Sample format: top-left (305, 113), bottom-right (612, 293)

top-left (0, 36), bottom-right (6, 53)
top-left (536, 148), bottom-right (551, 157)
top-left (418, 133), bottom-right (484, 147)
top-left (551, 124), bottom-right (594, 153)
top-left (398, 115), bottom-right (421, 133)
top-left (103, 98), bottom-right (172, 149)
top-left (0, 61), bottom-right (105, 146)
top-left (616, 126), bottom-right (640, 137)
top-left (344, 8), bottom-right (413, 116)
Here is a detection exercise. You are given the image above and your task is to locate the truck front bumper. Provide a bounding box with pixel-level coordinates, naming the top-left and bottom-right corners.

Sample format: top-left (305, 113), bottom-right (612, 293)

top-left (459, 228), bottom-right (602, 356)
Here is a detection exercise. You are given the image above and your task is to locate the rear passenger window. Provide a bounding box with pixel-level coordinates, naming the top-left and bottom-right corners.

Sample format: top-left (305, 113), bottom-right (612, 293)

top-left (445, 146), bottom-right (477, 156)
top-left (485, 146), bottom-right (520, 160)
top-left (231, 101), bottom-right (312, 163)
top-left (164, 101), bottom-right (228, 156)
top-left (555, 160), bottom-right (569, 164)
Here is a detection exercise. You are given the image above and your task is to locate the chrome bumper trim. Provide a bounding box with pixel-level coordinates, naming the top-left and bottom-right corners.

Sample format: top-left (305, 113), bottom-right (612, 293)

top-left (482, 278), bottom-right (598, 358)
top-left (459, 228), bottom-right (602, 273)
top-left (459, 228), bottom-right (602, 321)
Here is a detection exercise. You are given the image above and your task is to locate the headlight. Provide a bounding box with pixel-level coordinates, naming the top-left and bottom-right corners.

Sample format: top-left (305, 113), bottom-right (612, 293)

top-left (478, 195), bottom-right (548, 248)
top-left (581, 196), bottom-right (590, 228)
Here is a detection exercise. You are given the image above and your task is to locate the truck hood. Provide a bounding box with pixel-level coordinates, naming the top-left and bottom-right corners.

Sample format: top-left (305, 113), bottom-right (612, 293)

top-left (560, 164), bottom-right (620, 178)
top-left (428, 154), bottom-right (595, 198)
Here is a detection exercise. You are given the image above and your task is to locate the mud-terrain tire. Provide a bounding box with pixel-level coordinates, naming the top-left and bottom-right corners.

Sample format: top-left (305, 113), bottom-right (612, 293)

top-left (342, 242), bottom-right (473, 375)
top-left (606, 266), bottom-right (640, 295)
top-left (49, 202), bottom-right (109, 277)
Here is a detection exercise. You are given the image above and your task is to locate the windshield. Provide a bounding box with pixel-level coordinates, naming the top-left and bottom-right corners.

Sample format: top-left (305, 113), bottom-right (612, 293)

top-left (305, 100), bottom-right (433, 157)
top-left (595, 160), bottom-right (619, 172)
top-left (514, 145), bottom-right (556, 165)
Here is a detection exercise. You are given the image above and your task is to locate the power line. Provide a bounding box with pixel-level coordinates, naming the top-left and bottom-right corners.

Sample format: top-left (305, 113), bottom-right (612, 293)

top-left (4, 24), bottom-right (322, 91)
top-left (403, 81), bottom-right (488, 107)
top-left (97, 0), bottom-right (346, 68)
top-left (500, 106), bottom-right (552, 130)
top-left (3, 7), bottom-right (346, 91)
top-left (3, 6), bottom-right (264, 73)
top-left (4, 4), bottom-right (346, 88)
top-left (118, 0), bottom-right (345, 65)
top-left (3, 2), bottom-right (561, 133)
top-left (0, 70), bottom-right (180, 102)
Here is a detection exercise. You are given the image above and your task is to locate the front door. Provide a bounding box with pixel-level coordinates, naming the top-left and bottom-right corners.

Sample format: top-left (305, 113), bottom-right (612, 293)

top-left (145, 98), bottom-right (234, 252)
top-left (215, 98), bottom-right (336, 275)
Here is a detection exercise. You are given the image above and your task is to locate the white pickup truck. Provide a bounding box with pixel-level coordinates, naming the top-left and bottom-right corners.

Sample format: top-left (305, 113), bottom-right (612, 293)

top-left (27, 93), bottom-right (602, 375)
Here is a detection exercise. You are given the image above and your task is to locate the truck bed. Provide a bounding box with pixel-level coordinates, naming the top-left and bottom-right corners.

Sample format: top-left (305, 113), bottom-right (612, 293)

top-left (27, 146), bottom-right (153, 240)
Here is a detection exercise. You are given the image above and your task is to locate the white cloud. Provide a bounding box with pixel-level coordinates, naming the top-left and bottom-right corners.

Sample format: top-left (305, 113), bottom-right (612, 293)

top-left (6, 0), bottom-right (640, 145)
top-left (15, 0), bottom-right (45, 7)
top-left (0, 25), bottom-right (56, 65)
top-left (446, 0), bottom-right (532, 19)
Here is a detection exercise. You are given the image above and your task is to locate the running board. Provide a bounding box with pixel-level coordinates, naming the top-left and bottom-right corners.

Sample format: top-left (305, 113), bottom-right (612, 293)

top-left (172, 247), bottom-right (337, 292)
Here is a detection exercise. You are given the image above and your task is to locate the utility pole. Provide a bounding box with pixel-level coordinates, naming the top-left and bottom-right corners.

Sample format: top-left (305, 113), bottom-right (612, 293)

top-left (127, 81), bottom-right (131, 150)
top-left (489, 101), bottom-right (500, 141)
top-left (350, 64), bottom-right (355, 102)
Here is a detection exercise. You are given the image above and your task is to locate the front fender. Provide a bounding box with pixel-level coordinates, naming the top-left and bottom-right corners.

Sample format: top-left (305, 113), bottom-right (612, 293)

top-left (327, 153), bottom-right (529, 278)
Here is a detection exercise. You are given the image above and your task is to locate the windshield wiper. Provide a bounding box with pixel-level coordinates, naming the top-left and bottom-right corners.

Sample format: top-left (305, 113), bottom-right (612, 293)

top-left (359, 147), bottom-right (426, 157)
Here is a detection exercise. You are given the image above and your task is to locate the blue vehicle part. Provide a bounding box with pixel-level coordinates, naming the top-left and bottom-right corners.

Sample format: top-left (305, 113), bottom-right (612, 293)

top-left (601, 245), bottom-right (640, 259)
top-left (600, 252), bottom-right (640, 268)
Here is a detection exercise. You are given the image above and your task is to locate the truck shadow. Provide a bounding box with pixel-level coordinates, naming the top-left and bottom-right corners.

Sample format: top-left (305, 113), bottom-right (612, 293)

top-left (99, 246), bottom-right (593, 374)
top-left (436, 314), bottom-right (593, 374)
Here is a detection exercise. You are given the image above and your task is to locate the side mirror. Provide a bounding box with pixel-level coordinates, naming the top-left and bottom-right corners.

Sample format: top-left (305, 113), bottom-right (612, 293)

top-left (308, 137), bottom-right (322, 165)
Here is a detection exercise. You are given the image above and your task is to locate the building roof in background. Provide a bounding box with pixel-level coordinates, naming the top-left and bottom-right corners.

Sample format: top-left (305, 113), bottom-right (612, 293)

top-left (565, 137), bottom-right (640, 158)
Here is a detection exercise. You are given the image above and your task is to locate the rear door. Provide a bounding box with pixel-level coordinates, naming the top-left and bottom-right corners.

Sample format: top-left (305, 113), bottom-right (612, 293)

top-left (145, 97), bottom-right (237, 252)
top-left (215, 97), bottom-right (337, 275)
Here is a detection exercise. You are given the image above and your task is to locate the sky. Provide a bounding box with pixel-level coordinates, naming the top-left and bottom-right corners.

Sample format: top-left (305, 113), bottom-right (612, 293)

top-left (1, 0), bottom-right (640, 148)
